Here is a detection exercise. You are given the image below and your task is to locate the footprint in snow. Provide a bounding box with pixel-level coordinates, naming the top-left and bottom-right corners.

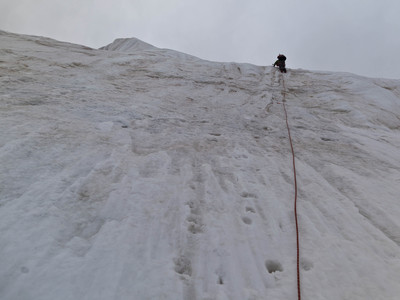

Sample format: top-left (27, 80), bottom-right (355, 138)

top-left (245, 206), bottom-right (256, 213)
top-left (241, 216), bottom-right (252, 225)
top-left (265, 260), bottom-right (283, 273)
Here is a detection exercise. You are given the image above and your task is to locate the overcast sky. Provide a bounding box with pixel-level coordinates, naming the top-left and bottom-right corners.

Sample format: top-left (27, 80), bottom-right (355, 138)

top-left (1, 0), bottom-right (400, 79)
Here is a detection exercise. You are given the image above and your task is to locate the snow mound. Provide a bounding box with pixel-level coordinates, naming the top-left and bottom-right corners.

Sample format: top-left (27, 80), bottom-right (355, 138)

top-left (99, 36), bottom-right (200, 61)
top-left (99, 37), bottom-right (157, 52)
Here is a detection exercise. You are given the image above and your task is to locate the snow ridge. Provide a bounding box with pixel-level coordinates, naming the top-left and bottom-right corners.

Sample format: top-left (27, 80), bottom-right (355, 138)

top-left (1, 30), bottom-right (400, 300)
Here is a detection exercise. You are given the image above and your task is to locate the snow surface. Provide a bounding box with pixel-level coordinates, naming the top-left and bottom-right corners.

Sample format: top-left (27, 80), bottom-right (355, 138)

top-left (1, 30), bottom-right (400, 300)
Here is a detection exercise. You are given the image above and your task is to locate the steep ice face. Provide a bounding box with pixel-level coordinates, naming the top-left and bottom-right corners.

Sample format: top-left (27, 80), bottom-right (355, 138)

top-left (0, 30), bottom-right (400, 300)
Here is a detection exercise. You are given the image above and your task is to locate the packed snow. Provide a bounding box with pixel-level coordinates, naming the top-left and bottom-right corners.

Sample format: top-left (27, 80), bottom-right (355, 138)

top-left (1, 30), bottom-right (400, 300)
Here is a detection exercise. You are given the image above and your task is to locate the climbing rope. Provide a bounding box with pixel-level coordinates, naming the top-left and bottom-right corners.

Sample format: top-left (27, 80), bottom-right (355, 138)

top-left (280, 74), bottom-right (301, 300)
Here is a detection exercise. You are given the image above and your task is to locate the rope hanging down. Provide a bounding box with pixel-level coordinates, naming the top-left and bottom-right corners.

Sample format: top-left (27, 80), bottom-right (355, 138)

top-left (280, 75), bottom-right (301, 300)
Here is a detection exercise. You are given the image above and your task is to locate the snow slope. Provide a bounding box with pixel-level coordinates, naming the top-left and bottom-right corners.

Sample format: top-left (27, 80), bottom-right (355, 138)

top-left (1, 30), bottom-right (400, 300)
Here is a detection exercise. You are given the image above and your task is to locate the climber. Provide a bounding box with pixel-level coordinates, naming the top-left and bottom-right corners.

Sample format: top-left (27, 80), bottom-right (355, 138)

top-left (273, 54), bottom-right (287, 73)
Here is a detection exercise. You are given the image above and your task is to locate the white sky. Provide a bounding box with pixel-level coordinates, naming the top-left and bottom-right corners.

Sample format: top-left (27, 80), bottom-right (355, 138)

top-left (1, 0), bottom-right (400, 79)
